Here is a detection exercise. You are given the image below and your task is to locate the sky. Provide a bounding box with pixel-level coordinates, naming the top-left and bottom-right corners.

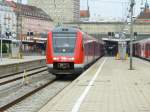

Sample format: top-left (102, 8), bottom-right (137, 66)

top-left (14, 0), bottom-right (150, 21)
top-left (81, 0), bottom-right (150, 21)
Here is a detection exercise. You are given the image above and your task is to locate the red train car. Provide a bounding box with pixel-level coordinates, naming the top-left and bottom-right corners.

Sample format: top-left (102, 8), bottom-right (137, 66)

top-left (133, 38), bottom-right (150, 59)
top-left (46, 27), bottom-right (104, 76)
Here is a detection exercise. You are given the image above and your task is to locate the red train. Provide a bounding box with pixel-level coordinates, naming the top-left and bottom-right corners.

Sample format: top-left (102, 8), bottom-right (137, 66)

top-left (133, 38), bottom-right (150, 60)
top-left (46, 27), bottom-right (104, 76)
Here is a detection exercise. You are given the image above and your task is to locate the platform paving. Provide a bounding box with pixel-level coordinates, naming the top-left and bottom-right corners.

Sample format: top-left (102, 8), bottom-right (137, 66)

top-left (0, 56), bottom-right (45, 66)
top-left (39, 57), bottom-right (150, 112)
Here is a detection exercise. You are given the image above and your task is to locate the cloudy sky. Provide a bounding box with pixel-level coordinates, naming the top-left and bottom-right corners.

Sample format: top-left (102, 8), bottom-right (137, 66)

top-left (14, 0), bottom-right (150, 20)
top-left (81, 0), bottom-right (149, 20)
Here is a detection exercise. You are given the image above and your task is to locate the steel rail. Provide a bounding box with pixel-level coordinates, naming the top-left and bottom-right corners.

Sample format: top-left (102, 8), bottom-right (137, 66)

top-left (0, 67), bottom-right (47, 86)
top-left (0, 78), bottom-right (57, 111)
top-left (0, 65), bottom-right (46, 79)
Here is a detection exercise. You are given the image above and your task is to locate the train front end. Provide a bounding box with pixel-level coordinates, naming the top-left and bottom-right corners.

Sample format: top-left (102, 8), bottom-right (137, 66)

top-left (46, 27), bottom-right (84, 76)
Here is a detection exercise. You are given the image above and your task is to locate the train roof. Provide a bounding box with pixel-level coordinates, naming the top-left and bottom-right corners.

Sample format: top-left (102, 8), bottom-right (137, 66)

top-left (51, 26), bottom-right (104, 43)
top-left (52, 27), bottom-right (80, 33)
top-left (133, 38), bottom-right (150, 44)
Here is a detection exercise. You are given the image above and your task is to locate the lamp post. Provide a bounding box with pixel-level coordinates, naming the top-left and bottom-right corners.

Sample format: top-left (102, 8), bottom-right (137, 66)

top-left (16, 0), bottom-right (23, 58)
top-left (129, 0), bottom-right (135, 70)
top-left (0, 25), bottom-right (2, 62)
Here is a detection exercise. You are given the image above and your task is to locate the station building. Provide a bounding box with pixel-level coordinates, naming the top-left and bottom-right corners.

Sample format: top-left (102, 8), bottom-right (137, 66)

top-left (0, 1), bottom-right (54, 56)
top-left (80, 9), bottom-right (90, 22)
top-left (0, 1), bottom-right (16, 39)
top-left (5, 1), bottom-right (53, 41)
top-left (136, 0), bottom-right (150, 23)
top-left (28, 0), bottom-right (80, 24)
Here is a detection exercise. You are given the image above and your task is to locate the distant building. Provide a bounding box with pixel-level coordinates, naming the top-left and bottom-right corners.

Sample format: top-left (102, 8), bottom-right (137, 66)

top-left (80, 9), bottom-right (90, 21)
top-left (0, 1), bottom-right (16, 39)
top-left (5, 1), bottom-right (53, 40)
top-left (28, 0), bottom-right (80, 23)
top-left (80, 1), bottom-right (90, 22)
top-left (136, 1), bottom-right (150, 23)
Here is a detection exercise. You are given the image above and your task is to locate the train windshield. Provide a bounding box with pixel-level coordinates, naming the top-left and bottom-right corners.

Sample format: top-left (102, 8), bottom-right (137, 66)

top-left (53, 32), bottom-right (76, 56)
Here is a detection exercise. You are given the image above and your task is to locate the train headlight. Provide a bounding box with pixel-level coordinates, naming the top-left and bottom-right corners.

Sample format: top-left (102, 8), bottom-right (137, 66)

top-left (70, 57), bottom-right (75, 61)
top-left (53, 57), bottom-right (59, 60)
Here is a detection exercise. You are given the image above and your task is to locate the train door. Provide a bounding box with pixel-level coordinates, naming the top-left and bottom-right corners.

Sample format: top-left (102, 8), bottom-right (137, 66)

top-left (145, 43), bottom-right (149, 58)
top-left (83, 34), bottom-right (88, 66)
top-left (138, 44), bottom-right (141, 57)
top-left (93, 41), bottom-right (96, 60)
top-left (137, 44), bottom-right (140, 56)
top-left (148, 43), bottom-right (150, 58)
top-left (141, 43), bottom-right (145, 58)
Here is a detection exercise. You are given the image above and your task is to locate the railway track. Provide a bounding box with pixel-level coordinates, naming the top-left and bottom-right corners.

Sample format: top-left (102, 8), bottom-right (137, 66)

top-left (0, 78), bottom-right (57, 112)
top-left (0, 65), bottom-right (75, 112)
top-left (0, 66), bottom-right (47, 86)
top-left (0, 66), bottom-right (46, 79)
top-left (7, 79), bottom-right (71, 112)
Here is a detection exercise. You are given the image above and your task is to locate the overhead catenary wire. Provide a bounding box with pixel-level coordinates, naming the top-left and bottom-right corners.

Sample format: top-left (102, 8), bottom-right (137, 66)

top-left (89, 0), bottom-right (129, 4)
top-left (54, 0), bottom-right (56, 8)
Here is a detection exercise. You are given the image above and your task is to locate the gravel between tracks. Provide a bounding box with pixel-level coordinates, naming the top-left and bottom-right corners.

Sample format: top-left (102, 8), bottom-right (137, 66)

top-left (0, 71), bottom-right (53, 108)
top-left (6, 79), bottom-right (72, 112)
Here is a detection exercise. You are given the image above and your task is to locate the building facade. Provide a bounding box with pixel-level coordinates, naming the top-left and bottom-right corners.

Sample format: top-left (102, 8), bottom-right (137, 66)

top-left (28, 0), bottom-right (80, 23)
top-left (136, 1), bottom-right (150, 23)
top-left (0, 2), bottom-right (16, 39)
top-left (5, 1), bottom-right (54, 41)
top-left (80, 9), bottom-right (90, 21)
top-left (64, 22), bottom-right (150, 40)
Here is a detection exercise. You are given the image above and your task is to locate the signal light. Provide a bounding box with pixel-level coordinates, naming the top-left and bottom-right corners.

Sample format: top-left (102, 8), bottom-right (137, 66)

top-left (134, 32), bottom-right (137, 36)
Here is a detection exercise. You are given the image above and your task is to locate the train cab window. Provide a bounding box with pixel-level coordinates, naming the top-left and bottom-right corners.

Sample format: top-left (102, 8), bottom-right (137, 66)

top-left (52, 32), bottom-right (76, 56)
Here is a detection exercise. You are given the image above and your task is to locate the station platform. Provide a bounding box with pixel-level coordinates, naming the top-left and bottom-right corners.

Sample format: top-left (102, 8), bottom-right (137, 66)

top-left (0, 56), bottom-right (45, 66)
top-left (0, 56), bottom-right (46, 76)
top-left (39, 57), bottom-right (150, 112)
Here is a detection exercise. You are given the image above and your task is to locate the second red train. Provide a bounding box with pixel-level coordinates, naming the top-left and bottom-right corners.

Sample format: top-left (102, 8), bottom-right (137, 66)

top-left (133, 38), bottom-right (150, 60)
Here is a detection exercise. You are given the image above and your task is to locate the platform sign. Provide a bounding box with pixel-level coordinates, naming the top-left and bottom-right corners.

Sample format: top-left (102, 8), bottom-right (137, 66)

top-left (118, 41), bottom-right (127, 60)
top-left (11, 39), bottom-right (20, 58)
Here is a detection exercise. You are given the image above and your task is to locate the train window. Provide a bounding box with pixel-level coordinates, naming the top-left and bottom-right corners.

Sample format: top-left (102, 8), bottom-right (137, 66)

top-left (52, 32), bottom-right (76, 56)
top-left (146, 44), bottom-right (148, 51)
top-left (62, 28), bottom-right (68, 31)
